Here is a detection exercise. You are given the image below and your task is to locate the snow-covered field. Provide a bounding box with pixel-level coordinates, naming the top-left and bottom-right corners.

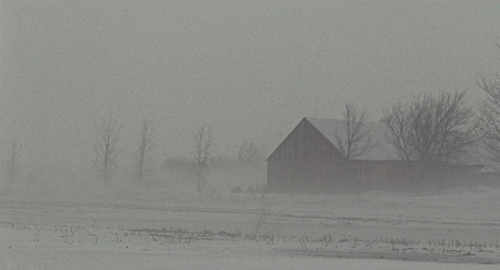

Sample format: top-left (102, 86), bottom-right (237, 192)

top-left (1, 222), bottom-right (499, 270)
top-left (1, 183), bottom-right (500, 269)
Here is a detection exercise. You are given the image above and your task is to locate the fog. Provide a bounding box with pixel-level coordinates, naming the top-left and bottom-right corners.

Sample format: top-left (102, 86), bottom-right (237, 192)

top-left (3, 2), bottom-right (500, 268)
top-left (1, 2), bottom-right (500, 192)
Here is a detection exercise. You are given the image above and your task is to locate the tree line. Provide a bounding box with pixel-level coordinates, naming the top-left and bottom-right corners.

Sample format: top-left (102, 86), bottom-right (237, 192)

top-left (314, 45), bottom-right (500, 184)
top-left (4, 45), bottom-right (500, 193)
top-left (335, 86), bottom-right (500, 177)
top-left (91, 115), bottom-right (265, 194)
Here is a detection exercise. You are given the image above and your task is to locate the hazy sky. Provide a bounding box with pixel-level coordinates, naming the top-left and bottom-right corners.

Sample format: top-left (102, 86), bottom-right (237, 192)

top-left (2, 1), bottom-right (500, 182)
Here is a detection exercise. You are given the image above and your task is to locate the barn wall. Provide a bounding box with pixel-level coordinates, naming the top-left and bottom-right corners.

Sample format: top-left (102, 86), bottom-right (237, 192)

top-left (267, 118), bottom-right (347, 193)
top-left (357, 161), bottom-right (423, 192)
top-left (302, 119), bottom-right (344, 164)
top-left (337, 161), bottom-right (425, 193)
top-left (349, 161), bottom-right (482, 193)
top-left (267, 118), bottom-right (305, 164)
top-left (267, 118), bottom-right (482, 194)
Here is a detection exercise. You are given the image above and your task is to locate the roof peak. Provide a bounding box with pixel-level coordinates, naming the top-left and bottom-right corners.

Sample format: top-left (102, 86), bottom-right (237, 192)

top-left (305, 117), bottom-right (378, 124)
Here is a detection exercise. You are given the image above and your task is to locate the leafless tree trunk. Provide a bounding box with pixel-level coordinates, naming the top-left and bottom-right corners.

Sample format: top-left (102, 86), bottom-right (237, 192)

top-left (134, 119), bottom-right (156, 182)
top-left (477, 68), bottom-right (500, 163)
top-left (334, 103), bottom-right (376, 160)
top-left (8, 139), bottom-right (21, 183)
top-left (382, 91), bottom-right (476, 164)
top-left (94, 114), bottom-right (122, 182)
top-left (237, 140), bottom-right (265, 164)
top-left (382, 91), bottom-right (476, 191)
top-left (381, 103), bottom-right (415, 161)
top-left (192, 125), bottom-right (213, 194)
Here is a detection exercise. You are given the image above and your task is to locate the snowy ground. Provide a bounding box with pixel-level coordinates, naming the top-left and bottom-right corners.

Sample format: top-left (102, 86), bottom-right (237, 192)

top-left (1, 183), bottom-right (500, 269)
top-left (1, 223), bottom-right (499, 270)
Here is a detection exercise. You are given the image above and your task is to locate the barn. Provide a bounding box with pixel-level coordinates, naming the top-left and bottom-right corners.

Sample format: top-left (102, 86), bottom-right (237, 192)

top-left (266, 117), bottom-right (483, 194)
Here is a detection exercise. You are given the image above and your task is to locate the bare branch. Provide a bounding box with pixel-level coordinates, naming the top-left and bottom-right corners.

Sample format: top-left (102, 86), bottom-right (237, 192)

top-left (382, 91), bottom-right (476, 164)
top-left (237, 140), bottom-right (264, 164)
top-left (382, 104), bottom-right (414, 161)
top-left (134, 119), bottom-right (156, 182)
top-left (8, 139), bottom-right (21, 183)
top-left (94, 114), bottom-right (122, 182)
top-left (192, 125), bottom-right (213, 193)
top-left (477, 71), bottom-right (500, 163)
top-left (335, 103), bottom-right (377, 160)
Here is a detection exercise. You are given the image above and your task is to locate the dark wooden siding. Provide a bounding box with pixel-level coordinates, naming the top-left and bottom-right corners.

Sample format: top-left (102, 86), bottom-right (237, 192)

top-left (302, 119), bottom-right (344, 164)
top-left (267, 118), bottom-right (306, 163)
top-left (267, 118), bottom-right (346, 193)
top-left (267, 118), bottom-right (344, 164)
top-left (267, 118), bottom-right (483, 193)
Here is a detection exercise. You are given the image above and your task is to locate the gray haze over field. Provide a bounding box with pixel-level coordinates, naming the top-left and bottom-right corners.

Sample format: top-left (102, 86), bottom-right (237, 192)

top-left (1, 1), bottom-right (500, 186)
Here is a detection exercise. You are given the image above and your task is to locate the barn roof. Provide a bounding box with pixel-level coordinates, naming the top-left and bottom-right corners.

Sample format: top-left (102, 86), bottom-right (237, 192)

top-left (305, 117), bottom-right (402, 161)
top-left (267, 117), bottom-right (485, 165)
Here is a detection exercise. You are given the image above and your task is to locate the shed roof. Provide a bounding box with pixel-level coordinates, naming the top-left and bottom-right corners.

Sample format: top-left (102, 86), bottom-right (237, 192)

top-left (305, 117), bottom-right (487, 167)
top-left (305, 117), bottom-right (400, 161)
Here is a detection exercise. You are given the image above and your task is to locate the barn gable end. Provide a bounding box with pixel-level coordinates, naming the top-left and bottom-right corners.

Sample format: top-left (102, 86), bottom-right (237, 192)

top-left (266, 118), bottom-right (348, 193)
top-left (266, 118), bottom-right (344, 164)
top-left (266, 117), bottom-right (485, 194)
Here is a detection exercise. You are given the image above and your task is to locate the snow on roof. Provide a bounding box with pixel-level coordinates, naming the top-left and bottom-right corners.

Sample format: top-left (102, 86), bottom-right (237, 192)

top-left (305, 117), bottom-right (487, 165)
top-left (479, 165), bottom-right (500, 173)
top-left (305, 117), bottom-right (401, 161)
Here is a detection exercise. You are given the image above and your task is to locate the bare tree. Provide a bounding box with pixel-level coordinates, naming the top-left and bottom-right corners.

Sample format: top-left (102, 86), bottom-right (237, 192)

top-left (134, 119), bottom-right (156, 182)
top-left (334, 103), bottom-right (376, 160)
top-left (382, 91), bottom-right (476, 164)
top-left (381, 103), bottom-right (415, 161)
top-left (192, 125), bottom-right (213, 194)
top-left (237, 140), bottom-right (265, 164)
top-left (8, 139), bottom-right (21, 183)
top-left (477, 69), bottom-right (500, 163)
top-left (94, 114), bottom-right (122, 182)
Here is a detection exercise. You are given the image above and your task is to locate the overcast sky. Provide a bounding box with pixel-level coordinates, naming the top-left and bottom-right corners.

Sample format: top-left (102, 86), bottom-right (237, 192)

top-left (1, 1), bottom-right (500, 183)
